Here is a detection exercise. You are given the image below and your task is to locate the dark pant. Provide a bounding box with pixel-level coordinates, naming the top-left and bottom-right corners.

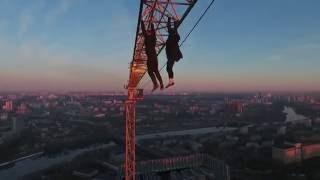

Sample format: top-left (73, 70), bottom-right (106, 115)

top-left (166, 60), bottom-right (175, 79)
top-left (148, 69), bottom-right (163, 87)
top-left (147, 58), bottom-right (163, 86)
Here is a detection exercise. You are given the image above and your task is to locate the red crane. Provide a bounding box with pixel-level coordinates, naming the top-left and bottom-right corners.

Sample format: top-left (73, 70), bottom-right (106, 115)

top-left (125, 0), bottom-right (198, 179)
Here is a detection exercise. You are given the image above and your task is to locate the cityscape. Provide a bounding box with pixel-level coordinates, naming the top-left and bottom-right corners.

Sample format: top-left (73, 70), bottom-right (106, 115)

top-left (1, 0), bottom-right (320, 180)
top-left (0, 92), bottom-right (320, 179)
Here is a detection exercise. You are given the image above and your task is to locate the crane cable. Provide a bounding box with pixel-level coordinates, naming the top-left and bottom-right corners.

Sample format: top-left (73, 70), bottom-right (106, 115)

top-left (139, 0), bottom-right (216, 89)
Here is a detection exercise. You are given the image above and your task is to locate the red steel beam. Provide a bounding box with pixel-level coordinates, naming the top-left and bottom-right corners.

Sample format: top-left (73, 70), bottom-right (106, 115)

top-left (127, 0), bottom-right (198, 89)
top-left (125, 1), bottom-right (198, 180)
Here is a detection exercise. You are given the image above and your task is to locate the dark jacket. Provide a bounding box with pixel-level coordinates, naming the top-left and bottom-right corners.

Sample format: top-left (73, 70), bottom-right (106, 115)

top-left (166, 29), bottom-right (183, 62)
top-left (141, 22), bottom-right (157, 62)
top-left (144, 32), bottom-right (157, 60)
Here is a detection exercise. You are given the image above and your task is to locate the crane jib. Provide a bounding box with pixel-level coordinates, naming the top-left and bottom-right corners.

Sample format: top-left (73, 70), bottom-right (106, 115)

top-left (124, 1), bottom-right (198, 180)
top-left (127, 0), bottom-right (198, 89)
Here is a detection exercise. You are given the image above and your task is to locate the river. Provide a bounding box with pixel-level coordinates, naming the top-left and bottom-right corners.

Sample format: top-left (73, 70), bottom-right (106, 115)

top-left (0, 142), bottom-right (115, 180)
top-left (283, 106), bottom-right (308, 122)
top-left (137, 126), bottom-right (237, 141)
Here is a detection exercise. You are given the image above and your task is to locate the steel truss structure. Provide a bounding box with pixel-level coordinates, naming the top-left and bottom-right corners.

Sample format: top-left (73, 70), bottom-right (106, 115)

top-left (125, 1), bottom-right (197, 180)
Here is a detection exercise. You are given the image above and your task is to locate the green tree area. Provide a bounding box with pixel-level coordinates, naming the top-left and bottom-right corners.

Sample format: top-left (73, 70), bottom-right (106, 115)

top-left (0, 129), bottom-right (41, 163)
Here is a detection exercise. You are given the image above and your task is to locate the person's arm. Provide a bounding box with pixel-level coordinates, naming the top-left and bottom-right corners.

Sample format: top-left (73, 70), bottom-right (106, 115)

top-left (167, 17), bottom-right (172, 32)
top-left (174, 20), bottom-right (180, 41)
top-left (141, 21), bottom-right (146, 35)
top-left (174, 20), bottom-right (179, 30)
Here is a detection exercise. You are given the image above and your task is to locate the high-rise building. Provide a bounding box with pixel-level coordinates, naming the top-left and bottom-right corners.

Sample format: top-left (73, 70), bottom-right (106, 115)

top-left (0, 113), bottom-right (8, 121)
top-left (2, 101), bottom-right (13, 112)
top-left (17, 104), bottom-right (28, 114)
top-left (227, 101), bottom-right (244, 113)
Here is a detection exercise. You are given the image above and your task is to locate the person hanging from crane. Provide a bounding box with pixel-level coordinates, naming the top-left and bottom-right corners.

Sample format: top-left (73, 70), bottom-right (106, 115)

top-left (165, 17), bottom-right (183, 88)
top-left (141, 21), bottom-right (164, 92)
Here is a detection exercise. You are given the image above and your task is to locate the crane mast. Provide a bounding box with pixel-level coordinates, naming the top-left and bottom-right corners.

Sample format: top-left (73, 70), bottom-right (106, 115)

top-left (125, 1), bottom-right (198, 179)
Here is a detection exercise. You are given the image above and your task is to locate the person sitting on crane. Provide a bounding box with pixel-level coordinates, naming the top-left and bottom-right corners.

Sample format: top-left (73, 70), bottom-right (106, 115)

top-left (165, 17), bottom-right (183, 88)
top-left (141, 21), bottom-right (164, 92)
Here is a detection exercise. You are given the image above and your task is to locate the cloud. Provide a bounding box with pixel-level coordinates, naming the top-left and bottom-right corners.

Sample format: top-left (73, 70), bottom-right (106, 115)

top-left (265, 33), bottom-right (320, 63)
top-left (0, 1), bottom-right (136, 91)
top-left (0, 19), bottom-right (7, 31)
top-left (0, 38), bottom-right (125, 91)
top-left (16, 0), bottom-right (47, 36)
top-left (45, 0), bottom-right (73, 25)
top-left (263, 42), bottom-right (320, 77)
top-left (18, 13), bottom-right (33, 36)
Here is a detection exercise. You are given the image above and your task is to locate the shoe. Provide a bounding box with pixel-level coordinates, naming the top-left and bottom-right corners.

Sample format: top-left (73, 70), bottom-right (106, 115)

top-left (166, 79), bottom-right (175, 88)
top-left (165, 82), bottom-right (175, 88)
top-left (152, 84), bottom-right (159, 92)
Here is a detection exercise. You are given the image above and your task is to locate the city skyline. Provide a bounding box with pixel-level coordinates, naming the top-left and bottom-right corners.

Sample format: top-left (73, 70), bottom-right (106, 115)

top-left (0, 0), bottom-right (320, 92)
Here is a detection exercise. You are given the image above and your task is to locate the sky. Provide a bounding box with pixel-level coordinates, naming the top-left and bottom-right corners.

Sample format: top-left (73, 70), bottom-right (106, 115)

top-left (0, 0), bottom-right (319, 92)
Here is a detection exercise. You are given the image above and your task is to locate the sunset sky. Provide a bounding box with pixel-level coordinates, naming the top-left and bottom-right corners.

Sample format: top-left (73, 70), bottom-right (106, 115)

top-left (0, 0), bottom-right (319, 92)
